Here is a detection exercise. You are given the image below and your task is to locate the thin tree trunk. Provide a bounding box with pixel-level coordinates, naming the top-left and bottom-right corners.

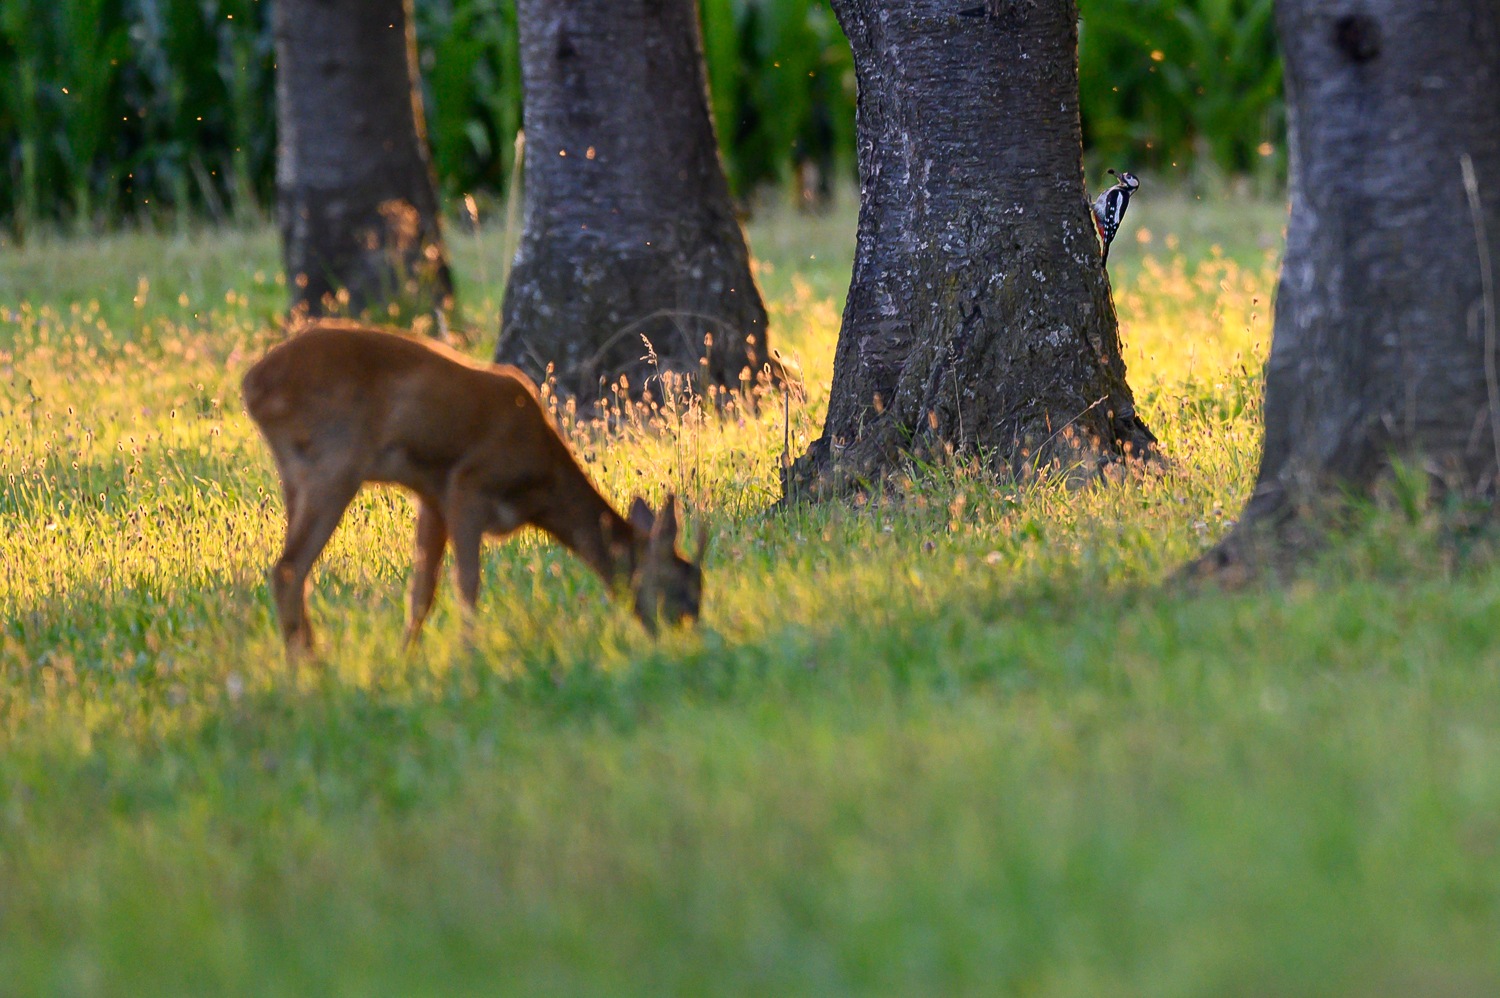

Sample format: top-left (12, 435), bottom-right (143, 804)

top-left (497, 0), bottom-right (768, 403)
top-left (1198, 0), bottom-right (1500, 574)
top-left (784, 0), bottom-right (1153, 497)
top-left (274, 0), bottom-right (453, 328)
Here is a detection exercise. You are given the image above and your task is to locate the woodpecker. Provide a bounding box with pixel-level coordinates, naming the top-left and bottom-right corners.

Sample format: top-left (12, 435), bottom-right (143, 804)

top-left (1091, 169), bottom-right (1139, 264)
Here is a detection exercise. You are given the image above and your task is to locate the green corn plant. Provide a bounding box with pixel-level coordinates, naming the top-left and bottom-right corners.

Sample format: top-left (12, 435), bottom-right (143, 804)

top-left (803, 1), bottom-right (854, 194)
top-left (1078, 0), bottom-right (1281, 176)
top-left (699, 0), bottom-right (743, 169)
top-left (0, 0), bottom-right (1285, 228)
top-left (419, 0), bottom-right (493, 195)
top-left (123, 0), bottom-right (228, 224)
top-left (755, 0), bottom-right (818, 184)
top-left (214, 0), bottom-right (274, 222)
top-left (702, 0), bottom-right (853, 200)
top-left (1176, 0), bottom-right (1281, 171)
top-left (0, 0), bottom-right (48, 236)
top-left (0, 38), bottom-right (8, 222)
top-left (52, 0), bottom-right (129, 231)
top-left (415, 0), bottom-right (522, 198)
top-left (470, 4), bottom-right (523, 191)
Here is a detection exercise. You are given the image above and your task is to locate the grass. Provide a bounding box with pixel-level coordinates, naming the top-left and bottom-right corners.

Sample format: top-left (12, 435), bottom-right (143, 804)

top-left (3, 186), bottom-right (1499, 997)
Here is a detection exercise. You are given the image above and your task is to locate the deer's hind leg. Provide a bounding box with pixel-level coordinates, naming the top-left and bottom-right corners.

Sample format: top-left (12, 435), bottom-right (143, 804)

top-left (404, 497), bottom-right (448, 648)
top-left (271, 470), bottom-right (360, 658)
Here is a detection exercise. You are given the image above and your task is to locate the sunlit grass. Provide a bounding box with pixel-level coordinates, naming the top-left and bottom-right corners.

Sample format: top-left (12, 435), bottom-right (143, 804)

top-left (3, 191), bottom-right (1499, 996)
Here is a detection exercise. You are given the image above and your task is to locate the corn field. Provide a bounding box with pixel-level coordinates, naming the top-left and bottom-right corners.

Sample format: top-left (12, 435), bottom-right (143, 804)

top-left (0, 0), bottom-right (1280, 232)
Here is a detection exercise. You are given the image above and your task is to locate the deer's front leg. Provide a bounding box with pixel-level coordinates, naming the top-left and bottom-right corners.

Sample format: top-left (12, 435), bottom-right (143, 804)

top-left (405, 498), bottom-right (448, 648)
top-left (445, 489), bottom-right (486, 647)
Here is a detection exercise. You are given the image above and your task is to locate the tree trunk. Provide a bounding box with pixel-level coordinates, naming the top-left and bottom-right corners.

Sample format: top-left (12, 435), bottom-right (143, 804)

top-left (785, 0), bottom-right (1154, 497)
top-left (497, 0), bottom-right (768, 402)
top-left (274, 0), bottom-right (453, 328)
top-left (1199, 0), bottom-right (1500, 572)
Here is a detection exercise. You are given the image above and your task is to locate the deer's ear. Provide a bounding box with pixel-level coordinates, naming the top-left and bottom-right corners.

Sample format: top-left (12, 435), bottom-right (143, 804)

top-left (629, 497), bottom-right (655, 535)
top-left (652, 494), bottom-right (680, 547)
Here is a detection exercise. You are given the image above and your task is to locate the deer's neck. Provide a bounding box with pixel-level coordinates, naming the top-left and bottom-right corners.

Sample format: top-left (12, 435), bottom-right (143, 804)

top-left (537, 458), bottom-right (637, 589)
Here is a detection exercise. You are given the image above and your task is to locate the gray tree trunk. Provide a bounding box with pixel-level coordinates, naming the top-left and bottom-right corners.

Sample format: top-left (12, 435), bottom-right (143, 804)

top-left (274, 0), bottom-right (453, 327)
top-left (497, 0), bottom-right (768, 402)
top-left (784, 0), bottom-right (1154, 496)
top-left (1199, 0), bottom-right (1500, 572)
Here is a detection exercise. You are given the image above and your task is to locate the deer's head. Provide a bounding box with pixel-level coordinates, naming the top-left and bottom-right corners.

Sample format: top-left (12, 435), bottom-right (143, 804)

top-left (628, 495), bottom-right (707, 633)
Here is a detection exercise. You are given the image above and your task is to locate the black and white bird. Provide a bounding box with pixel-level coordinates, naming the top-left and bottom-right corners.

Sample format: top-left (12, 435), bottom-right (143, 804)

top-left (1091, 169), bottom-right (1139, 265)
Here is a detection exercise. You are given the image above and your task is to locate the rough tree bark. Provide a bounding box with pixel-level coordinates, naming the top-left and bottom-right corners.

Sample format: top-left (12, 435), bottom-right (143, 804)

top-left (496, 0), bottom-right (768, 402)
top-left (274, 0), bottom-right (453, 327)
top-left (785, 0), bottom-right (1154, 496)
top-left (1198, 0), bottom-right (1500, 573)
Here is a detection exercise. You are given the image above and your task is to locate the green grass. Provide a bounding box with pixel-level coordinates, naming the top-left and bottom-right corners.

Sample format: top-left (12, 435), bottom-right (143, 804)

top-left (3, 188), bottom-right (1499, 997)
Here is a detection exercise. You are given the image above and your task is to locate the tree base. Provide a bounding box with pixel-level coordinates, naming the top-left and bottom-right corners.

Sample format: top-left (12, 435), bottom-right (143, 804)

top-left (1183, 465), bottom-right (1500, 587)
top-left (781, 410), bottom-right (1159, 504)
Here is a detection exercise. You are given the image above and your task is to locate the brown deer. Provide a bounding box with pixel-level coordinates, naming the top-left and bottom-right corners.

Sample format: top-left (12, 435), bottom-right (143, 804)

top-left (241, 320), bottom-right (706, 656)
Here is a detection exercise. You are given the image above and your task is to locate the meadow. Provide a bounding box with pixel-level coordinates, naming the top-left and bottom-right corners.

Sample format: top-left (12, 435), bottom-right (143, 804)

top-left (3, 188), bottom-right (1500, 997)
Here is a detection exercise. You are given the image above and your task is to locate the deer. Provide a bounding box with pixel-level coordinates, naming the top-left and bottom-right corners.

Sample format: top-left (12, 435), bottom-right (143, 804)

top-left (240, 319), bottom-right (706, 657)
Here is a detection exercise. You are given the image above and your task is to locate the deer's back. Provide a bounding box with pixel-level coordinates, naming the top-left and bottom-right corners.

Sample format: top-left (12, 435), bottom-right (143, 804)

top-left (242, 322), bottom-right (574, 497)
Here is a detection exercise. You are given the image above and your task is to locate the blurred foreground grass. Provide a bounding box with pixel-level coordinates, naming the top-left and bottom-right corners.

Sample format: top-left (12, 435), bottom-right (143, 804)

top-left (3, 188), bottom-right (1499, 997)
